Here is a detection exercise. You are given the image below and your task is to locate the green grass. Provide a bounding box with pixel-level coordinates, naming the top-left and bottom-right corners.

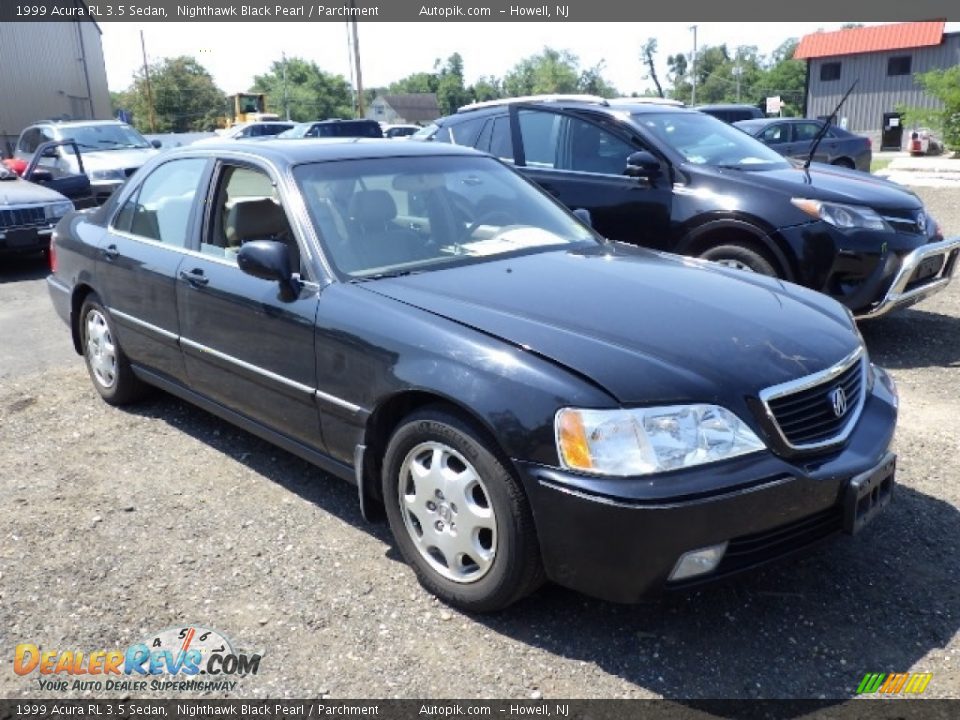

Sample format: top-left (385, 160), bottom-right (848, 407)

top-left (870, 158), bottom-right (893, 174)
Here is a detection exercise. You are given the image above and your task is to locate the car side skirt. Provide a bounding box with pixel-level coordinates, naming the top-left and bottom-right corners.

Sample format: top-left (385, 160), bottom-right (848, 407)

top-left (133, 365), bottom-right (356, 486)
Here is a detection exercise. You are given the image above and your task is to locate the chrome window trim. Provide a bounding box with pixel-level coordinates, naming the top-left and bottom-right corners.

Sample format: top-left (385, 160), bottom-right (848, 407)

top-left (758, 346), bottom-right (867, 452)
top-left (108, 307), bottom-right (178, 342)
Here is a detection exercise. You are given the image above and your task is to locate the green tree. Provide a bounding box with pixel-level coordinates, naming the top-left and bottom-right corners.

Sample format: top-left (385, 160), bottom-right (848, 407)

top-left (640, 38), bottom-right (664, 98)
top-left (122, 56), bottom-right (226, 132)
top-left (434, 53), bottom-right (471, 115)
top-left (503, 47), bottom-right (617, 97)
top-left (900, 66), bottom-right (960, 154)
top-left (752, 39), bottom-right (806, 116)
top-left (389, 72), bottom-right (439, 95)
top-left (251, 57), bottom-right (353, 122)
top-left (467, 75), bottom-right (502, 103)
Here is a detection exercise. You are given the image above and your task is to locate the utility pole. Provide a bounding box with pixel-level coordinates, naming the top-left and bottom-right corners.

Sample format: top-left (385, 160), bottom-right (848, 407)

top-left (349, 0), bottom-right (364, 117)
top-left (282, 51), bottom-right (290, 121)
top-left (733, 49), bottom-right (742, 104)
top-left (140, 30), bottom-right (157, 133)
top-left (689, 24), bottom-right (698, 106)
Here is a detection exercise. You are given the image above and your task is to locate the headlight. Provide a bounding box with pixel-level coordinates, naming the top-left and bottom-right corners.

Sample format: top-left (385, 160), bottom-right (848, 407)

top-left (89, 168), bottom-right (126, 181)
top-left (791, 198), bottom-right (891, 232)
top-left (45, 201), bottom-right (74, 219)
top-left (555, 405), bottom-right (766, 477)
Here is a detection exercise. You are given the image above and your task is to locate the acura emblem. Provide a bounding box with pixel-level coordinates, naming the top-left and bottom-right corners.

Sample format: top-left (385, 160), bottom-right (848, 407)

top-left (829, 386), bottom-right (848, 418)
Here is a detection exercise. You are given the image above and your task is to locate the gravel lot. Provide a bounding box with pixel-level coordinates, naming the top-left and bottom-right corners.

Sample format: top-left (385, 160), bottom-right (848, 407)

top-left (1, 187), bottom-right (958, 700)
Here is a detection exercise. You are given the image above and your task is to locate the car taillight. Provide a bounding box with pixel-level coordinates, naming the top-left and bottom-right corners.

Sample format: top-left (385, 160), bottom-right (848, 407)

top-left (867, 138), bottom-right (872, 150)
top-left (49, 234), bottom-right (57, 272)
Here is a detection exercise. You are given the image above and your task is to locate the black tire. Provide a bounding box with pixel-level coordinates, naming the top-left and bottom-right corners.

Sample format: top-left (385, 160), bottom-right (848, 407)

top-left (79, 294), bottom-right (147, 406)
top-left (831, 157), bottom-right (856, 169)
top-left (382, 408), bottom-right (544, 612)
top-left (700, 243), bottom-right (779, 277)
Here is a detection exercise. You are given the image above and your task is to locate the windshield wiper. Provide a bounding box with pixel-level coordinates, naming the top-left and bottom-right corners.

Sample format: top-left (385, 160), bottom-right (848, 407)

top-left (805, 80), bottom-right (858, 170)
top-left (350, 269), bottom-right (417, 282)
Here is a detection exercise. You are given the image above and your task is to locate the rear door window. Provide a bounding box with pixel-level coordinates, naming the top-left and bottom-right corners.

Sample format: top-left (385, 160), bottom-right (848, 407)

top-left (113, 158), bottom-right (207, 247)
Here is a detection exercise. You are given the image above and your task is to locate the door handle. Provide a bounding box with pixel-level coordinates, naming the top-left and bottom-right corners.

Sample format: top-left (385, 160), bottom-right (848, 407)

top-left (102, 244), bottom-right (119, 261)
top-left (179, 268), bottom-right (209, 287)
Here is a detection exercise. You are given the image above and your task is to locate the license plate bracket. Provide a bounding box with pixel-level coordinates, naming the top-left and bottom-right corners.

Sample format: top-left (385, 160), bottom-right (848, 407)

top-left (843, 453), bottom-right (896, 535)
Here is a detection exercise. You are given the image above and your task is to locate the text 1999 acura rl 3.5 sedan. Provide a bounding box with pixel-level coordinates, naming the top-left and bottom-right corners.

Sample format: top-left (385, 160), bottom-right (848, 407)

top-left (47, 140), bottom-right (898, 611)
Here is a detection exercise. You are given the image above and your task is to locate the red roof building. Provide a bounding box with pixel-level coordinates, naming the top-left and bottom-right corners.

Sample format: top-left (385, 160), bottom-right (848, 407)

top-left (796, 22), bottom-right (958, 149)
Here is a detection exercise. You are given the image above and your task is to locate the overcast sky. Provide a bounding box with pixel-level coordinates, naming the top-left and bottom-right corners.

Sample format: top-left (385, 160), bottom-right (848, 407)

top-left (100, 21), bottom-right (960, 96)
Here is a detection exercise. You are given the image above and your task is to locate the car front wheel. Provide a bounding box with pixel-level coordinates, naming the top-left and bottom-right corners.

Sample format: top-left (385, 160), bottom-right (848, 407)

top-left (700, 243), bottom-right (778, 276)
top-left (79, 295), bottom-right (146, 405)
top-left (382, 408), bottom-right (544, 612)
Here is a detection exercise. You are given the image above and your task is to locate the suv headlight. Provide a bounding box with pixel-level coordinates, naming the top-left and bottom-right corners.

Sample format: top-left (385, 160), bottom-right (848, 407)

top-left (45, 201), bottom-right (74, 219)
top-left (555, 405), bottom-right (765, 477)
top-left (90, 168), bottom-right (126, 181)
top-left (791, 199), bottom-right (891, 232)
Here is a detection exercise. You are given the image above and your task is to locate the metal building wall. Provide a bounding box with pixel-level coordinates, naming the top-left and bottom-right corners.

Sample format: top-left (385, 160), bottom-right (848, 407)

top-left (0, 20), bottom-right (112, 154)
top-left (805, 34), bottom-right (960, 137)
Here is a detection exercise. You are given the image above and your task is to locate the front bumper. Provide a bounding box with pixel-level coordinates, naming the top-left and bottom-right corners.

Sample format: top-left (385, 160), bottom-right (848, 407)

top-left (856, 236), bottom-right (960, 319)
top-left (517, 369), bottom-right (898, 603)
top-left (775, 220), bottom-right (960, 316)
top-left (0, 224), bottom-right (55, 255)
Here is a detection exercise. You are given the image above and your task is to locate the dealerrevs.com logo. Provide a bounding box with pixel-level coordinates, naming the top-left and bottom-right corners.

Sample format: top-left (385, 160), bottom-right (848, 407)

top-left (15, 626), bottom-right (261, 692)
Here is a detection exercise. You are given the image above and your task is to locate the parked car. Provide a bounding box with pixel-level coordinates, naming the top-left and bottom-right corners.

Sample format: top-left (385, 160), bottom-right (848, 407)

top-left (422, 96), bottom-right (958, 319)
top-left (48, 138), bottom-right (899, 611)
top-left (381, 123), bottom-right (421, 139)
top-left (193, 121), bottom-right (296, 143)
top-left (697, 103), bottom-right (764, 124)
top-left (277, 119), bottom-right (384, 139)
top-left (0, 162), bottom-right (73, 257)
top-left (15, 120), bottom-right (161, 204)
top-left (735, 117), bottom-right (872, 172)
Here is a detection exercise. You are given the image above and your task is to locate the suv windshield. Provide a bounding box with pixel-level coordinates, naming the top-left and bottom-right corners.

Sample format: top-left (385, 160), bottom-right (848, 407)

top-left (58, 124), bottom-right (152, 153)
top-left (295, 155), bottom-right (596, 278)
top-left (630, 112), bottom-right (790, 169)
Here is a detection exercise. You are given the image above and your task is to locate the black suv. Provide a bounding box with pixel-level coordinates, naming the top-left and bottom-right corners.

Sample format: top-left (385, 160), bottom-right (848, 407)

top-left (420, 96), bottom-right (960, 318)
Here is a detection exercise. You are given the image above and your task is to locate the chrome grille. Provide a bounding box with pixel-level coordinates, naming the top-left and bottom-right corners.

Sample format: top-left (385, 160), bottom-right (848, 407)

top-left (0, 206), bottom-right (46, 230)
top-left (761, 348), bottom-right (866, 451)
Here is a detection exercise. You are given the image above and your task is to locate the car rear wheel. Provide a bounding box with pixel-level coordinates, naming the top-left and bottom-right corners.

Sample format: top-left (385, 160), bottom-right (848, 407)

top-left (382, 408), bottom-right (544, 612)
top-left (831, 158), bottom-right (855, 169)
top-left (700, 244), bottom-right (778, 276)
top-left (80, 295), bottom-right (147, 406)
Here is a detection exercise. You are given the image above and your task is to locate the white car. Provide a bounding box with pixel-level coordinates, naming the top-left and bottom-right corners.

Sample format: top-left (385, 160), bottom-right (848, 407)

top-left (193, 121), bottom-right (296, 143)
top-left (15, 120), bottom-right (160, 204)
top-left (381, 123), bottom-right (421, 139)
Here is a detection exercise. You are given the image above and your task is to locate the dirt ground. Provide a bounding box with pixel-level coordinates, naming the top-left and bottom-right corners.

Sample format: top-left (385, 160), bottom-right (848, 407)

top-left (1, 188), bottom-right (958, 700)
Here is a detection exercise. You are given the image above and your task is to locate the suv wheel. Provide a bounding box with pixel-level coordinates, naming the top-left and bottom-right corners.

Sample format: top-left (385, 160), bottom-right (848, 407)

top-left (700, 244), bottom-right (778, 276)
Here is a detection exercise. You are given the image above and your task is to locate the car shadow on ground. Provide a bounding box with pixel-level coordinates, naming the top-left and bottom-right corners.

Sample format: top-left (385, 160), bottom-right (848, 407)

top-left (0, 253), bottom-right (48, 283)
top-left (123, 390), bottom-right (958, 701)
top-left (861, 307), bottom-right (960, 369)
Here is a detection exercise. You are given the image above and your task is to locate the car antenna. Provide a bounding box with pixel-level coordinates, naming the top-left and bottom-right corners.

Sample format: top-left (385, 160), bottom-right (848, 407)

top-left (804, 79), bottom-right (858, 170)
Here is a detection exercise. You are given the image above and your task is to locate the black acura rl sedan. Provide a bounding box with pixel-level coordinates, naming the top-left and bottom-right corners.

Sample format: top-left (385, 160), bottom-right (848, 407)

top-left (47, 139), bottom-right (899, 611)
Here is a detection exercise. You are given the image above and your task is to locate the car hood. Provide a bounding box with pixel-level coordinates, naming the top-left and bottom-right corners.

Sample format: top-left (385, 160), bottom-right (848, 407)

top-left (703, 162), bottom-right (922, 213)
top-left (361, 245), bottom-right (861, 405)
top-left (0, 177), bottom-right (69, 204)
top-left (66, 147), bottom-right (158, 172)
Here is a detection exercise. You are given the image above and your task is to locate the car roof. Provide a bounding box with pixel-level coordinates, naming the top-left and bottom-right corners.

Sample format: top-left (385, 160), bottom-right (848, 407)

top-left (696, 104), bottom-right (762, 111)
top-left (32, 119), bottom-right (129, 129)
top-left (441, 98), bottom-right (692, 125)
top-left (164, 137), bottom-right (485, 165)
top-left (734, 118), bottom-right (790, 130)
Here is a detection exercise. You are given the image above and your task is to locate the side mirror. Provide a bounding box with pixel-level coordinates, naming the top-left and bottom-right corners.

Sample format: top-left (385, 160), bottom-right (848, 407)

top-left (572, 208), bottom-right (593, 228)
top-left (150, 139), bottom-right (162, 149)
top-left (237, 240), bottom-right (299, 299)
top-left (41, 146), bottom-right (60, 159)
top-left (625, 150), bottom-right (662, 180)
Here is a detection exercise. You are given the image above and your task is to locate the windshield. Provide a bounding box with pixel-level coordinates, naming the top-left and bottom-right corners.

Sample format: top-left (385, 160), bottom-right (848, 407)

top-left (294, 155), bottom-right (597, 278)
top-left (60, 124), bottom-right (152, 153)
top-left (630, 112), bottom-right (790, 169)
top-left (278, 124), bottom-right (311, 139)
